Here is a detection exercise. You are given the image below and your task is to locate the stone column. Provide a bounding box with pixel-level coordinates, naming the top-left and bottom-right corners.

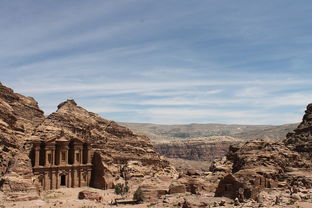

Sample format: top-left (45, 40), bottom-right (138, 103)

top-left (73, 149), bottom-right (78, 165)
top-left (51, 147), bottom-right (55, 166)
top-left (68, 171), bottom-right (72, 188)
top-left (78, 169), bottom-right (81, 187)
top-left (87, 145), bottom-right (92, 165)
top-left (34, 144), bottom-right (40, 167)
top-left (44, 172), bottom-right (50, 190)
top-left (72, 169), bottom-right (77, 188)
top-left (52, 170), bottom-right (56, 189)
top-left (45, 148), bottom-right (49, 166)
top-left (73, 142), bottom-right (78, 165)
top-left (65, 146), bottom-right (69, 164)
top-left (87, 168), bottom-right (92, 186)
top-left (79, 148), bottom-right (83, 165)
top-left (56, 172), bottom-right (59, 189)
top-left (43, 172), bottom-right (47, 190)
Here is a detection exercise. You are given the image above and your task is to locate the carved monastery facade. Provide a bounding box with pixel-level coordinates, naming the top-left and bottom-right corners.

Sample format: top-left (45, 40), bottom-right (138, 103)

top-left (30, 137), bottom-right (92, 190)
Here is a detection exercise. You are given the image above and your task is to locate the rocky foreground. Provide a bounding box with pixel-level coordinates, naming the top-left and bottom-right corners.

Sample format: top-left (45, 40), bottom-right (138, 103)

top-left (210, 102), bottom-right (312, 207)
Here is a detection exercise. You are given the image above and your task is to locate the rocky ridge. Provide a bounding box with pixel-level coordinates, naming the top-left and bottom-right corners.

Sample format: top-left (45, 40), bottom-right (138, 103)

top-left (0, 83), bottom-right (45, 199)
top-left (121, 122), bottom-right (296, 142)
top-left (34, 99), bottom-right (177, 189)
top-left (213, 103), bottom-right (312, 205)
top-left (1, 83), bottom-right (312, 207)
top-left (0, 83), bottom-right (177, 200)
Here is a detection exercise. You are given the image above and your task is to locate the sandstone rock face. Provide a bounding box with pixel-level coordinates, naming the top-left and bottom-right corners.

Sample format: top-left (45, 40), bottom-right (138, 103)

top-left (215, 139), bottom-right (310, 201)
top-left (0, 83), bottom-right (177, 199)
top-left (34, 99), bottom-right (177, 189)
top-left (285, 103), bottom-right (312, 155)
top-left (154, 136), bottom-right (242, 162)
top-left (215, 103), bottom-right (312, 201)
top-left (0, 83), bottom-right (45, 195)
top-left (169, 182), bottom-right (186, 194)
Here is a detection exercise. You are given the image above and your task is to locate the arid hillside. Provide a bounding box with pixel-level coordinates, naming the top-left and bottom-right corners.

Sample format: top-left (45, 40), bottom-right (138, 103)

top-left (233, 123), bottom-right (298, 140)
top-left (120, 122), bottom-right (298, 142)
top-left (0, 83), bottom-right (177, 201)
top-left (121, 122), bottom-right (298, 171)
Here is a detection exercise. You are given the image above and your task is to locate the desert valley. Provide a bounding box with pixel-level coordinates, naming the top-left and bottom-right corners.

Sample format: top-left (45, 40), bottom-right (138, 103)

top-left (1, 1), bottom-right (312, 207)
top-left (1, 83), bottom-right (312, 208)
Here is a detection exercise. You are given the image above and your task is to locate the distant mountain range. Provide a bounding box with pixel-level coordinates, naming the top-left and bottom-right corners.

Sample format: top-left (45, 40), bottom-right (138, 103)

top-left (119, 122), bottom-right (299, 170)
top-left (119, 122), bottom-right (299, 142)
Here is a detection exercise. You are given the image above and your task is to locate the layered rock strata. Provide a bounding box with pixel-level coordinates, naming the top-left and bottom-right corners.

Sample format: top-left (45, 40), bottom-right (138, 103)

top-left (214, 103), bottom-right (312, 201)
top-left (0, 83), bottom-right (45, 199)
top-left (154, 136), bottom-right (242, 162)
top-left (0, 83), bottom-right (177, 199)
top-left (34, 99), bottom-right (177, 189)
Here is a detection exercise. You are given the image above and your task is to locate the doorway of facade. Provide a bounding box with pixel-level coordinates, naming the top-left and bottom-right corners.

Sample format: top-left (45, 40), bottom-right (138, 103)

top-left (60, 175), bottom-right (66, 186)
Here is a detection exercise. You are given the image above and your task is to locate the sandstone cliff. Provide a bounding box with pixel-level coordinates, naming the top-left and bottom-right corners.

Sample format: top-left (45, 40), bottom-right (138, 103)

top-left (0, 83), bottom-right (45, 196)
top-left (34, 99), bottom-right (177, 189)
top-left (154, 136), bottom-right (243, 162)
top-left (0, 83), bottom-right (177, 199)
top-left (214, 103), bottom-right (312, 202)
top-left (285, 103), bottom-right (312, 155)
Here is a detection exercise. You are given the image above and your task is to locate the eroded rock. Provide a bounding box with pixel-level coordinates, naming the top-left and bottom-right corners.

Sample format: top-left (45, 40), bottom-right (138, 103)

top-left (215, 103), bottom-right (312, 201)
top-left (78, 190), bottom-right (102, 202)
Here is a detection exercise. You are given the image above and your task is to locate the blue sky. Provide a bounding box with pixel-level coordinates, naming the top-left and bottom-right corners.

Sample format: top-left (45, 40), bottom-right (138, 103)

top-left (1, 0), bottom-right (312, 124)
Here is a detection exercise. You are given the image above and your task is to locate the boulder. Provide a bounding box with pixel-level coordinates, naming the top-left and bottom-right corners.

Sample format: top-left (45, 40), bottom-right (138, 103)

top-left (186, 169), bottom-right (201, 176)
top-left (169, 182), bottom-right (186, 194)
top-left (78, 190), bottom-right (102, 202)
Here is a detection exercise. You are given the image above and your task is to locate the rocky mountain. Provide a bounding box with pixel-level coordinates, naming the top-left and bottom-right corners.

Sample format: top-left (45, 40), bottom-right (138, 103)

top-left (2, 82), bottom-right (312, 207)
top-left (0, 83), bottom-right (45, 196)
top-left (122, 122), bottom-right (298, 171)
top-left (0, 83), bottom-right (177, 200)
top-left (212, 103), bottom-right (312, 205)
top-left (33, 99), bottom-right (177, 189)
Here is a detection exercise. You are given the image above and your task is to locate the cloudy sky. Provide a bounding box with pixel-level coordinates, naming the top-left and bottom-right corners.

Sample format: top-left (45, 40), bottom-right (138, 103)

top-left (1, 0), bottom-right (312, 124)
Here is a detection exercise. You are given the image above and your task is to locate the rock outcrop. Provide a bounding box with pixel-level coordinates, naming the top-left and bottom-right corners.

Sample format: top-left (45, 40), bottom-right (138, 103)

top-left (0, 83), bottom-right (45, 196)
top-left (284, 103), bottom-right (312, 155)
top-left (78, 190), bottom-right (102, 202)
top-left (215, 103), bottom-right (312, 201)
top-left (0, 83), bottom-right (177, 199)
top-left (33, 99), bottom-right (177, 189)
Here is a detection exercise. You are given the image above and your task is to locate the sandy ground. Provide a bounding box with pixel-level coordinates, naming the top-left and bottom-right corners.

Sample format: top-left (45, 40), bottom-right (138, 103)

top-left (0, 187), bottom-right (150, 208)
top-left (2, 187), bottom-right (312, 208)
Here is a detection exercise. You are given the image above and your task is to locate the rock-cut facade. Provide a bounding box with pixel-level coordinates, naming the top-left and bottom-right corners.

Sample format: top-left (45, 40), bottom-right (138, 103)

top-left (30, 136), bottom-right (92, 190)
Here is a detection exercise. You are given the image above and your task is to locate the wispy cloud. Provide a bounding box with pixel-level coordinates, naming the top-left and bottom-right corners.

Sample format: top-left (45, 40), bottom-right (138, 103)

top-left (1, 0), bottom-right (312, 124)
